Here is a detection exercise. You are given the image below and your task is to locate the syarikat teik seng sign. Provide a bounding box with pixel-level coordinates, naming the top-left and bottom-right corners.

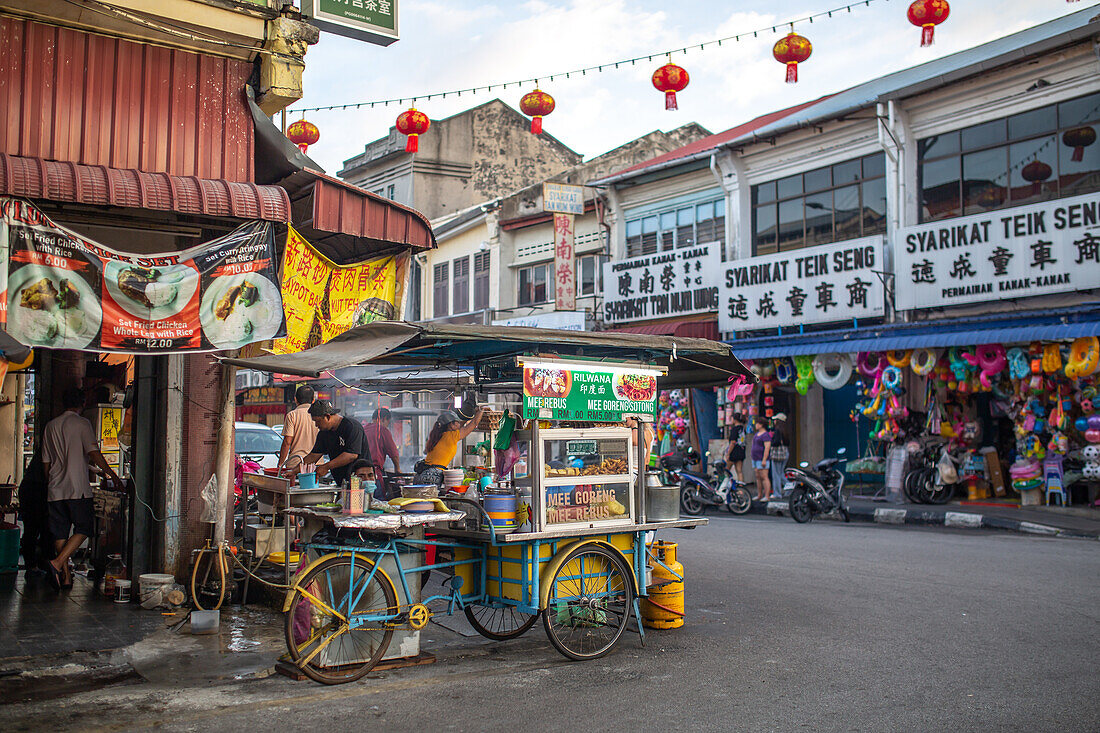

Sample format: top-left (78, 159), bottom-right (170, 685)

top-left (718, 236), bottom-right (885, 332)
top-left (602, 244), bottom-right (720, 325)
top-left (894, 192), bottom-right (1100, 311)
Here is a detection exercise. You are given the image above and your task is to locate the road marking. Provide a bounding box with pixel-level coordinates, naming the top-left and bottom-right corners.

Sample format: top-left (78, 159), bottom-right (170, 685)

top-left (874, 508), bottom-right (906, 524)
top-left (944, 512), bottom-right (983, 529)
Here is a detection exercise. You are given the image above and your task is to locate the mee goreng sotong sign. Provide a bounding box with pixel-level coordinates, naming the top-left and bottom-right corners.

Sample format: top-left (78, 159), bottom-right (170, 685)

top-left (0, 197), bottom-right (285, 353)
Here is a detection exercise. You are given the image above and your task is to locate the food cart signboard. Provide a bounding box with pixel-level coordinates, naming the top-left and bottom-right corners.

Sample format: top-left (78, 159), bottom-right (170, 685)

top-left (521, 359), bottom-right (660, 421)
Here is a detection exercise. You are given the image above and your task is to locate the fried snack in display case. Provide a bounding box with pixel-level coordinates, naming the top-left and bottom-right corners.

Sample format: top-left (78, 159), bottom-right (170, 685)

top-left (533, 427), bottom-right (636, 528)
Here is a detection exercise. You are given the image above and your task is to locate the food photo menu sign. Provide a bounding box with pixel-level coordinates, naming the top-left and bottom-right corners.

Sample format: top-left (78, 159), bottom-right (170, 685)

top-left (521, 358), bottom-right (660, 421)
top-left (0, 197), bottom-right (285, 353)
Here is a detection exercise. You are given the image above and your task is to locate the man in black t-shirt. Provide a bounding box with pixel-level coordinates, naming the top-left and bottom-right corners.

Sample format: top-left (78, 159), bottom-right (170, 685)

top-left (298, 401), bottom-right (372, 485)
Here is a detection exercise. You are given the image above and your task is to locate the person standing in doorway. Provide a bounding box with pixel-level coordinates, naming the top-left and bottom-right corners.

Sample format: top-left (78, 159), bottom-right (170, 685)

top-left (278, 385), bottom-right (318, 471)
top-left (750, 418), bottom-right (773, 502)
top-left (725, 413), bottom-right (747, 482)
top-left (768, 413), bottom-right (791, 500)
top-left (364, 408), bottom-right (401, 498)
top-left (42, 387), bottom-right (122, 590)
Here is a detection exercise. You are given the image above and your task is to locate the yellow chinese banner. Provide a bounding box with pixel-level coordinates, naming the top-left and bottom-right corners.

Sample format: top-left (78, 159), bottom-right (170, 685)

top-left (271, 226), bottom-right (330, 355)
top-left (319, 255), bottom-right (397, 343)
top-left (271, 226), bottom-right (403, 355)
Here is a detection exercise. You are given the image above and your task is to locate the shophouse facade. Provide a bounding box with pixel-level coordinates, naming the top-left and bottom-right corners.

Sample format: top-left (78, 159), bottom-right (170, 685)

top-left (592, 8), bottom-right (1100, 472)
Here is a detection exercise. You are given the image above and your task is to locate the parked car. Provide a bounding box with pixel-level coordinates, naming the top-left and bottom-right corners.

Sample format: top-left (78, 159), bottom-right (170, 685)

top-left (234, 421), bottom-right (282, 470)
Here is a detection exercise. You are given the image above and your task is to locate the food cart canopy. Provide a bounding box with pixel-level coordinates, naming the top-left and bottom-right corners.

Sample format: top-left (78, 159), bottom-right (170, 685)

top-left (222, 321), bottom-right (754, 389)
top-left (0, 328), bottom-right (32, 363)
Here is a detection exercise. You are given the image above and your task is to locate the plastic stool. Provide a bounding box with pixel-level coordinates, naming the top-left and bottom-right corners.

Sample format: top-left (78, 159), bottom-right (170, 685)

top-left (1043, 457), bottom-right (1067, 507)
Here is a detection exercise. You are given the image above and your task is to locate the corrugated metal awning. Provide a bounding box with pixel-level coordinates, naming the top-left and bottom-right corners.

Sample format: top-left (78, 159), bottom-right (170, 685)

top-left (0, 153), bottom-right (290, 222)
top-left (612, 318), bottom-right (719, 341)
top-left (728, 307), bottom-right (1100, 359)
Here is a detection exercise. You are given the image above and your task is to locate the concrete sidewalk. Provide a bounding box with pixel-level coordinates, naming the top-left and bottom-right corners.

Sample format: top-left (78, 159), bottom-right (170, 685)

top-left (752, 494), bottom-right (1100, 539)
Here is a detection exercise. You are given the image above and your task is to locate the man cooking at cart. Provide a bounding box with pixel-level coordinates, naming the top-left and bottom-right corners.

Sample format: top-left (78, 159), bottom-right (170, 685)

top-left (295, 400), bottom-right (373, 485)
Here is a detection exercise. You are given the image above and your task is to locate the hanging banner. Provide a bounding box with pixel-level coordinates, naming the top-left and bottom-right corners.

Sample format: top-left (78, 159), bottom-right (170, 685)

top-left (271, 226), bottom-right (400, 354)
top-left (602, 243), bottom-right (721, 325)
top-left (520, 358), bottom-right (661, 422)
top-left (717, 235), bottom-right (885, 333)
top-left (1, 197), bottom-right (284, 353)
top-left (894, 192), bottom-right (1100, 311)
top-left (553, 213), bottom-right (576, 311)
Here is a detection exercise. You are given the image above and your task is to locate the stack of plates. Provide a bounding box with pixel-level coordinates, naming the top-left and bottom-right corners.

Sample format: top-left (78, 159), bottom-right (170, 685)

top-left (443, 469), bottom-right (466, 488)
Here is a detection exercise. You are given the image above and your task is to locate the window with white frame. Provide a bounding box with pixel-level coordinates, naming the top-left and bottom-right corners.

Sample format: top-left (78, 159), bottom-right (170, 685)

top-left (473, 251), bottom-right (490, 311)
top-left (432, 262), bottom-right (449, 318)
top-left (452, 256), bottom-right (469, 314)
top-left (625, 197), bottom-right (725, 257)
top-left (518, 262), bottom-right (553, 306)
top-left (752, 153), bottom-right (887, 256)
top-left (577, 254), bottom-right (597, 296)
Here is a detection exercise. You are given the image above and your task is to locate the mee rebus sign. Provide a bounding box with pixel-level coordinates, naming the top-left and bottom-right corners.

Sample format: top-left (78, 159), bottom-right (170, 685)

top-left (520, 358), bottom-right (661, 422)
top-left (301, 0), bottom-right (398, 46)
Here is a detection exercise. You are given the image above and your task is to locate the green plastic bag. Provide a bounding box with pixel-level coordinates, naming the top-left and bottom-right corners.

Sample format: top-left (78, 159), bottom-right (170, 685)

top-left (492, 410), bottom-right (517, 451)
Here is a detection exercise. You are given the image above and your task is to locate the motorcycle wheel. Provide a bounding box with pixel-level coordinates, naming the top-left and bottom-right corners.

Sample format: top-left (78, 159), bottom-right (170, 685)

top-left (914, 467), bottom-right (939, 504)
top-left (902, 469), bottom-right (924, 504)
top-left (788, 487), bottom-right (814, 523)
top-left (726, 486), bottom-right (753, 515)
top-left (926, 476), bottom-right (955, 505)
top-left (680, 484), bottom-right (705, 516)
top-left (839, 501), bottom-right (851, 523)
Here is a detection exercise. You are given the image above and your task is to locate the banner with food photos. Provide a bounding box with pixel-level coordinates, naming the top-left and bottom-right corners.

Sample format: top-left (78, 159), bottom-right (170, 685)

top-left (0, 197), bottom-right (285, 353)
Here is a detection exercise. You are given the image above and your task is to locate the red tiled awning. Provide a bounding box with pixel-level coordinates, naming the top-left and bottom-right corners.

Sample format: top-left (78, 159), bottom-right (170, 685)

top-left (0, 153), bottom-right (290, 222)
top-left (612, 318), bottom-right (719, 341)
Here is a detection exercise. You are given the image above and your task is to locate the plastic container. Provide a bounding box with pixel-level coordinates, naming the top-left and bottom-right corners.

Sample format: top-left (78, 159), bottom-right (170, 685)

top-left (103, 554), bottom-right (127, 597)
top-left (139, 573), bottom-right (175, 607)
top-left (190, 609), bottom-right (219, 635)
top-left (483, 491), bottom-right (517, 529)
top-left (114, 579), bottom-right (131, 603)
top-left (298, 472), bottom-right (318, 490)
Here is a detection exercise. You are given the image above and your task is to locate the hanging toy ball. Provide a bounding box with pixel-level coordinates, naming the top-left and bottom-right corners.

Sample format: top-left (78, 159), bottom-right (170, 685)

top-left (1085, 429), bottom-right (1100, 444)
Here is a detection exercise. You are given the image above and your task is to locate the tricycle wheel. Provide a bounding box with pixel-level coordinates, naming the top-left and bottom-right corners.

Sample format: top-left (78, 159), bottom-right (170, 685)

top-left (543, 544), bottom-right (633, 661)
top-left (464, 604), bottom-right (539, 641)
top-left (284, 555), bottom-right (397, 685)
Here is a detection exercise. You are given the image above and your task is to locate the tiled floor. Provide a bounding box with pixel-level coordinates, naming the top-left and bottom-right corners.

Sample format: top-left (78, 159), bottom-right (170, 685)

top-left (0, 570), bottom-right (165, 660)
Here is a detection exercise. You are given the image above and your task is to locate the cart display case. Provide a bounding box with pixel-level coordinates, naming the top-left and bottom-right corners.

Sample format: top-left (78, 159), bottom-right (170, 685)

top-left (528, 427), bottom-right (636, 529)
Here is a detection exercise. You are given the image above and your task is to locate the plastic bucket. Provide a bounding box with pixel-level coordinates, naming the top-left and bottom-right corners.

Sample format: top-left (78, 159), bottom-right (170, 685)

top-left (138, 573), bottom-right (175, 605)
top-left (483, 493), bottom-right (517, 528)
top-left (114, 579), bottom-right (132, 603)
top-left (298, 472), bottom-right (318, 490)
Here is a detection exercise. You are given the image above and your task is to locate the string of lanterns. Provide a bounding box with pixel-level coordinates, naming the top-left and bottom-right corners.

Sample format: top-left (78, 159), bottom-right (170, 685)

top-left (287, 0), bottom-right (960, 154)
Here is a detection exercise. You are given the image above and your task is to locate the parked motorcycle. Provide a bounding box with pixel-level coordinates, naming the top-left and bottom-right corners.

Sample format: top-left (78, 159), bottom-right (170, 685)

top-left (669, 451), bottom-right (753, 516)
top-left (785, 447), bottom-right (850, 523)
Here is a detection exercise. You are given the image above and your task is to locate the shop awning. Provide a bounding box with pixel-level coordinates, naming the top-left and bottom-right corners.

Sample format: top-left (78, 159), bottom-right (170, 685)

top-left (728, 306), bottom-right (1100, 358)
top-left (0, 153), bottom-right (291, 222)
top-left (611, 318), bottom-right (719, 341)
top-left (0, 327), bottom-right (32, 363)
top-left (221, 320), bottom-right (753, 389)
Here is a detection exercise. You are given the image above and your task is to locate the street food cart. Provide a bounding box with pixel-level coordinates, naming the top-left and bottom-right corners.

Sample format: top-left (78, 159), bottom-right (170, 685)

top-left (224, 322), bottom-right (752, 684)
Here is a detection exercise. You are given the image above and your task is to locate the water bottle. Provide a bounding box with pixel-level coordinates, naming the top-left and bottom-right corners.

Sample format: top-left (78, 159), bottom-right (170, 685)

top-left (464, 482), bottom-right (480, 531)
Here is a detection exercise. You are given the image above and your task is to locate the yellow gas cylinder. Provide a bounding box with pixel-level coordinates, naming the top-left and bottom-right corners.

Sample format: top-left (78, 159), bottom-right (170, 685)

top-left (642, 540), bottom-right (684, 629)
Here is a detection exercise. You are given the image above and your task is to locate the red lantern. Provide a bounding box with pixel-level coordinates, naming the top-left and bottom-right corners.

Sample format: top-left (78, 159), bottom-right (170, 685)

top-left (907, 0), bottom-right (950, 48)
top-left (519, 88), bottom-right (555, 134)
top-left (1062, 126), bottom-right (1096, 162)
top-left (1021, 160), bottom-right (1052, 195)
top-left (286, 119), bottom-right (319, 154)
top-left (772, 32), bottom-right (812, 84)
top-left (396, 108), bottom-right (430, 153)
top-left (652, 63), bottom-right (689, 111)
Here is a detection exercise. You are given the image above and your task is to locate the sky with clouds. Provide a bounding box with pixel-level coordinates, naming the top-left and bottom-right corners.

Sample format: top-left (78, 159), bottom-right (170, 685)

top-left (290, 1), bottom-right (1095, 175)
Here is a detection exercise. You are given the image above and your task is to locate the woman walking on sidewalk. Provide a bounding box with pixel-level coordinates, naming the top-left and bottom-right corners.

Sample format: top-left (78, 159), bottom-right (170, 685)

top-left (751, 419), bottom-right (772, 502)
top-left (768, 414), bottom-right (790, 500)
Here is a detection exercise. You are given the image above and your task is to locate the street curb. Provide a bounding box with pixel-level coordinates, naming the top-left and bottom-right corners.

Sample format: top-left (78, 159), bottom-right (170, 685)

top-left (733, 498), bottom-right (1099, 539)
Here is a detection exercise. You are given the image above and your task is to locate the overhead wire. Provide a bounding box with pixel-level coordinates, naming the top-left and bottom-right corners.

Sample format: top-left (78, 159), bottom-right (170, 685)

top-left (290, 0), bottom-right (888, 113)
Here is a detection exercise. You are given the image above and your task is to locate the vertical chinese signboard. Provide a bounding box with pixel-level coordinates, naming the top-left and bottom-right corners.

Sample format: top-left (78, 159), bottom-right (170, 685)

top-left (893, 193), bottom-right (1100, 311)
top-left (553, 214), bottom-right (576, 311)
top-left (717, 236), bottom-right (885, 332)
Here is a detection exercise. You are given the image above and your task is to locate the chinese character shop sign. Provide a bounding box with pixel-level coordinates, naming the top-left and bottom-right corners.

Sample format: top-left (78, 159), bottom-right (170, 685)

top-left (894, 193), bottom-right (1100, 311)
top-left (602, 244), bottom-right (720, 325)
top-left (301, 0), bottom-right (398, 46)
top-left (718, 236), bottom-right (885, 332)
top-left (553, 214), bottom-right (576, 311)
